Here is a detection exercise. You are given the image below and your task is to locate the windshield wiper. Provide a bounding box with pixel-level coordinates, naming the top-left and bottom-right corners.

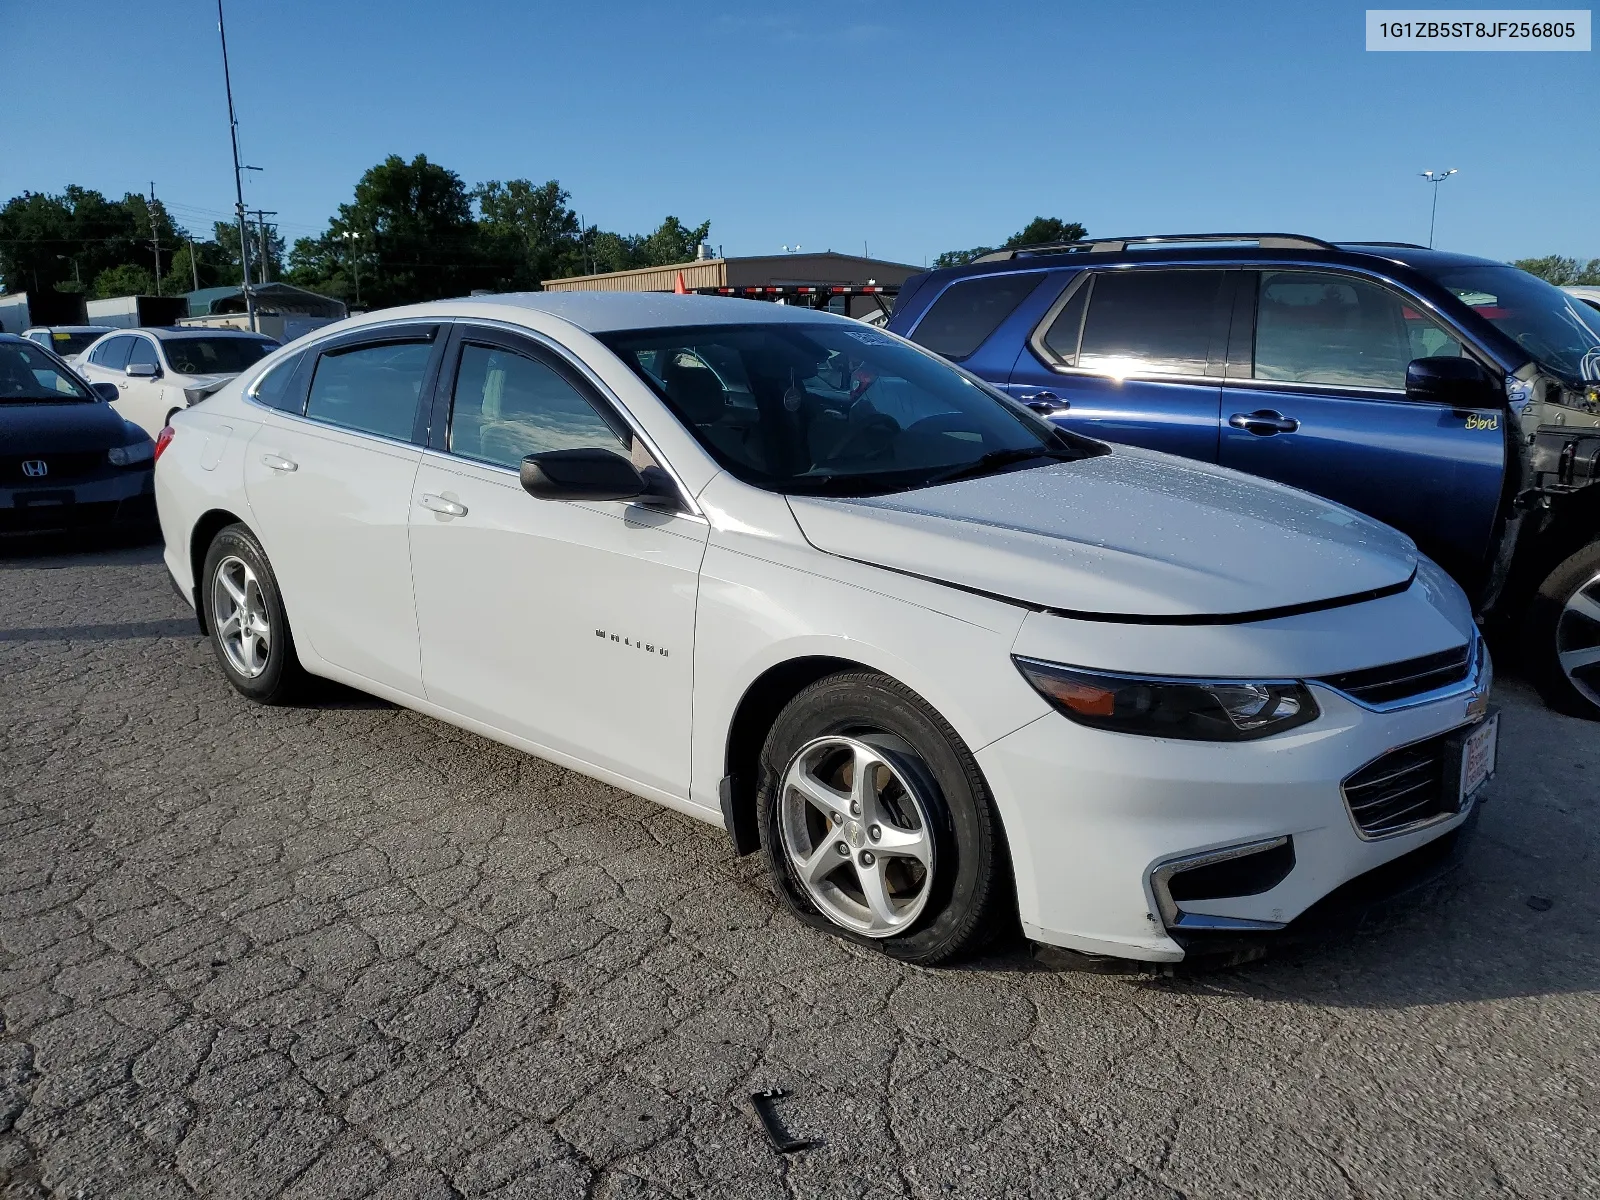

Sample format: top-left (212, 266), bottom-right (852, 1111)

top-left (920, 446), bottom-right (1076, 488)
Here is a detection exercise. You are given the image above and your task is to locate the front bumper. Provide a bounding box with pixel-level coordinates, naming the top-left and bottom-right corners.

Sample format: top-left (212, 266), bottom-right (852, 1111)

top-left (0, 468), bottom-right (155, 536)
top-left (976, 679), bottom-right (1492, 964)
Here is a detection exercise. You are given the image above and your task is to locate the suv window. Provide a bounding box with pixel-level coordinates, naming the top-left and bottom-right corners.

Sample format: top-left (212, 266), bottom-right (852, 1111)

top-left (910, 274), bottom-right (1043, 360)
top-left (305, 340), bottom-right (432, 441)
top-left (1254, 271), bottom-right (1462, 391)
top-left (1066, 270), bottom-right (1228, 377)
top-left (246, 352), bottom-right (306, 414)
top-left (127, 337), bottom-right (160, 372)
top-left (91, 335), bottom-right (135, 370)
top-left (448, 342), bottom-right (638, 470)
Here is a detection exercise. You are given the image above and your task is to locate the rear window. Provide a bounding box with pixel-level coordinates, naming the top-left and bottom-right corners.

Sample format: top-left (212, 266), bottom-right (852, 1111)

top-left (161, 336), bottom-right (275, 375)
top-left (908, 273), bottom-right (1043, 360)
top-left (47, 331), bottom-right (106, 357)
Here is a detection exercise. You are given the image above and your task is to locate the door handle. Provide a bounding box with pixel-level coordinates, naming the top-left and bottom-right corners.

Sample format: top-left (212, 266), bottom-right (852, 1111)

top-left (1020, 391), bottom-right (1071, 414)
top-left (1228, 410), bottom-right (1300, 436)
top-left (418, 493), bottom-right (467, 518)
top-left (260, 453), bottom-right (298, 472)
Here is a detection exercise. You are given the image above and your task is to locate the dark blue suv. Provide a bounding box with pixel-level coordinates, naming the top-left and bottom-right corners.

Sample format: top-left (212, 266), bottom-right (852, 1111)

top-left (888, 234), bottom-right (1600, 717)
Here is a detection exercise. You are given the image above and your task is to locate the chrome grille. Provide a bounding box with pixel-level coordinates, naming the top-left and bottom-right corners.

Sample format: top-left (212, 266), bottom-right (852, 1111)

top-left (1317, 643), bottom-right (1472, 707)
top-left (1342, 732), bottom-right (1457, 838)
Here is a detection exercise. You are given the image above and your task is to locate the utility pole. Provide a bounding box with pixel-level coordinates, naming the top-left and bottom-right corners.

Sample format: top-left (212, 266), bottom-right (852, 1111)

top-left (250, 210), bottom-right (277, 284)
top-left (187, 233), bottom-right (201, 292)
top-left (149, 182), bottom-right (162, 294)
top-left (217, 0), bottom-right (256, 331)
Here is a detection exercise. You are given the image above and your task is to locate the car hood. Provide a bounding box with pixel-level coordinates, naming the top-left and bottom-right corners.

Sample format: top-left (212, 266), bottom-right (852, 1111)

top-left (0, 400), bottom-right (135, 454)
top-left (785, 448), bottom-right (1419, 619)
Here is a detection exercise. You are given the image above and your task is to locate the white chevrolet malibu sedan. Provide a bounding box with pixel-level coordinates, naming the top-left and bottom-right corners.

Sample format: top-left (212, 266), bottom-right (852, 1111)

top-left (154, 294), bottom-right (1497, 967)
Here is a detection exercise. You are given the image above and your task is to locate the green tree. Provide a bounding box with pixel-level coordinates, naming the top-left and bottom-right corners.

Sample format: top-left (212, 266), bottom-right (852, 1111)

top-left (934, 216), bottom-right (1088, 268)
top-left (580, 216), bottom-right (712, 275)
top-left (91, 262), bottom-right (156, 299)
top-left (288, 154), bottom-right (494, 307)
top-left (1513, 255), bottom-right (1600, 287)
top-left (474, 179), bottom-right (582, 288)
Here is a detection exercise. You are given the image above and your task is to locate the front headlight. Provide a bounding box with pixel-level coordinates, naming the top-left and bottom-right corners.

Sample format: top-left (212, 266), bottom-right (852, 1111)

top-left (1013, 656), bottom-right (1318, 741)
top-left (108, 440), bottom-right (155, 467)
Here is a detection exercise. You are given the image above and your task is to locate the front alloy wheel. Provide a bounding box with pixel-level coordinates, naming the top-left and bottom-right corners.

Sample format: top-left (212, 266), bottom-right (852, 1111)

top-left (210, 555), bottom-right (272, 678)
top-left (778, 735), bottom-right (935, 937)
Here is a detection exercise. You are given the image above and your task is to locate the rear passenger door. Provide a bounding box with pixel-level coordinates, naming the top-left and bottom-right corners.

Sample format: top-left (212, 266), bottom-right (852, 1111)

top-left (1006, 269), bottom-right (1233, 461)
top-left (243, 324), bottom-right (443, 697)
top-left (1217, 270), bottom-right (1505, 588)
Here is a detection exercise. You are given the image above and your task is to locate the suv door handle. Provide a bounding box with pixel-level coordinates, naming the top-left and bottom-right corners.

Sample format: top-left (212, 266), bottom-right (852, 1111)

top-left (1020, 391), bottom-right (1071, 414)
top-left (418, 493), bottom-right (467, 518)
top-left (260, 453), bottom-right (298, 472)
top-left (1228, 410), bottom-right (1300, 436)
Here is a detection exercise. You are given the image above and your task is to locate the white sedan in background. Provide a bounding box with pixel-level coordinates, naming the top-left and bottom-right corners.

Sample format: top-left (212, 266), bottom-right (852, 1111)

top-left (154, 294), bottom-right (1495, 967)
top-left (77, 326), bottom-right (277, 438)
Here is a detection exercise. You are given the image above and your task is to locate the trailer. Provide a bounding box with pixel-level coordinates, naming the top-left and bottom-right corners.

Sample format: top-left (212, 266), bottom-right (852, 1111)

top-left (84, 294), bottom-right (190, 329)
top-left (691, 283), bottom-right (899, 323)
top-left (0, 291), bottom-right (89, 335)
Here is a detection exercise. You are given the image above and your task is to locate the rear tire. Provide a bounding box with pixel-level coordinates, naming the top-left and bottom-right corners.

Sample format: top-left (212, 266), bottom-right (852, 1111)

top-left (1524, 539), bottom-right (1600, 720)
top-left (755, 671), bottom-right (1012, 965)
top-left (200, 523), bottom-right (307, 705)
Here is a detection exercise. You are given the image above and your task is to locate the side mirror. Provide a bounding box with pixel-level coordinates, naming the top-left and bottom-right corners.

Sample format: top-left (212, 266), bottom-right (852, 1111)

top-left (89, 382), bottom-right (120, 404)
top-left (1405, 356), bottom-right (1499, 408)
top-left (125, 362), bottom-right (159, 379)
top-left (520, 447), bottom-right (658, 503)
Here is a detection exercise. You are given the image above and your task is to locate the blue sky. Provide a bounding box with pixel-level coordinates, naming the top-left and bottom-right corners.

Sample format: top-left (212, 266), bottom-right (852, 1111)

top-left (4, 1), bottom-right (1595, 268)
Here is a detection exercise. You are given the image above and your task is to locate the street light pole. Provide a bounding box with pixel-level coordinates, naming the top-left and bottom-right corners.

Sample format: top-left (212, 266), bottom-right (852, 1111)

top-left (217, 0), bottom-right (256, 332)
top-left (341, 231), bottom-right (363, 308)
top-left (1420, 169), bottom-right (1458, 249)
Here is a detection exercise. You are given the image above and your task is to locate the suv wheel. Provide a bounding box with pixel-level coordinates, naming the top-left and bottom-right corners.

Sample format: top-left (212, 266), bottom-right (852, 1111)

top-left (201, 524), bottom-right (307, 704)
top-left (1526, 539), bottom-right (1600, 719)
top-left (755, 671), bottom-right (1011, 964)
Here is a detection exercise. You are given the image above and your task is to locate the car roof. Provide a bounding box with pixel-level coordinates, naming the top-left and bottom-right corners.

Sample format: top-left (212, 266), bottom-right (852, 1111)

top-left (23, 325), bottom-right (115, 334)
top-left (923, 238), bottom-right (1510, 283)
top-left (421, 291), bottom-right (859, 334)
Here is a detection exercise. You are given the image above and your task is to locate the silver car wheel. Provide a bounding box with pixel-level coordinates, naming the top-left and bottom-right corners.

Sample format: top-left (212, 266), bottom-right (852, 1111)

top-left (211, 555), bottom-right (271, 679)
top-left (778, 735), bottom-right (936, 938)
top-left (1556, 568), bottom-right (1600, 709)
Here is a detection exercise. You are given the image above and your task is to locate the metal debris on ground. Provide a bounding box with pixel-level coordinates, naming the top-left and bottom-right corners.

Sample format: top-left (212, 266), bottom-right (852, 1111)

top-left (751, 1088), bottom-right (819, 1154)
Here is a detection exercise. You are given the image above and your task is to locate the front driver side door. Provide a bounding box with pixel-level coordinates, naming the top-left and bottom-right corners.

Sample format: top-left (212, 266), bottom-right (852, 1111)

top-left (1218, 269), bottom-right (1505, 590)
top-left (408, 324), bottom-right (708, 798)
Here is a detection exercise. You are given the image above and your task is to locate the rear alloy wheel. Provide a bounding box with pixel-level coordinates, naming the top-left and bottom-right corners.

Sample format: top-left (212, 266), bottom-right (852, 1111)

top-left (201, 524), bottom-right (307, 704)
top-left (757, 671), bottom-right (1011, 964)
top-left (1527, 540), bottom-right (1600, 719)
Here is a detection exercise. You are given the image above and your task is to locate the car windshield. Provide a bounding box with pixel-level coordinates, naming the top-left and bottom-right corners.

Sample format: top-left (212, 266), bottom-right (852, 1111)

top-left (162, 336), bottom-right (276, 375)
top-left (0, 342), bottom-right (91, 403)
top-left (43, 331), bottom-right (107, 357)
top-left (599, 322), bottom-right (1102, 495)
top-left (1430, 265), bottom-right (1600, 384)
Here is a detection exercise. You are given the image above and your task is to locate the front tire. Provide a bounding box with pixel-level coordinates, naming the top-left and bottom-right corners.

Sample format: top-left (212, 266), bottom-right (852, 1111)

top-left (1525, 539), bottom-right (1600, 719)
top-left (200, 524), bottom-right (307, 704)
top-left (756, 671), bottom-right (1011, 964)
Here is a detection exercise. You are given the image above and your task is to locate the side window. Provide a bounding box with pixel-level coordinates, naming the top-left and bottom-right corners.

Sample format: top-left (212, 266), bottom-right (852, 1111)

top-left (305, 340), bottom-right (432, 441)
top-left (1254, 271), bottom-right (1459, 391)
top-left (1039, 276), bottom-right (1090, 365)
top-left (94, 336), bottom-right (134, 370)
top-left (1075, 270), bottom-right (1227, 377)
top-left (909, 274), bottom-right (1044, 360)
top-left (246, 352), bottom-right (305, 413)
top-left (127, 337), bottom-right (160, 372)
top-left (26, 331), bottom-right (49, 347)
top-left (448, 342), bottom-right (643, 470)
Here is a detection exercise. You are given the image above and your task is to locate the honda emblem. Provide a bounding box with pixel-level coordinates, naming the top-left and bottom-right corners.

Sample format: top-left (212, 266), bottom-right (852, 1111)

top-left (21, 460), bottom-right (48, 478)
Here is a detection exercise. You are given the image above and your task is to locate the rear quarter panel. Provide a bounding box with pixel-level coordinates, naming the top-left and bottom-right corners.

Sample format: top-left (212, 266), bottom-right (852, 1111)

top-left (155, 392), bottom-right (263, 603)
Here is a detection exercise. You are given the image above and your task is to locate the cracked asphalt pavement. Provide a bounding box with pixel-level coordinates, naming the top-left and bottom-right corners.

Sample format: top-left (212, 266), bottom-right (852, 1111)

top-left (1, 540), bottom-right (1597, 1199)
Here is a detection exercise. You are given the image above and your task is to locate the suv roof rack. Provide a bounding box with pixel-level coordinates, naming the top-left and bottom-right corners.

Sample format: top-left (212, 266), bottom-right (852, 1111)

top-left (972, 233), bottom-right (1337, 263)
